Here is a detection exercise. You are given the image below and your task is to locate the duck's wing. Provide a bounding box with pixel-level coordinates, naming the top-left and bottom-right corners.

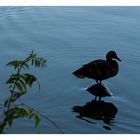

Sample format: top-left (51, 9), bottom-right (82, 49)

top-left (83, 60), bottom-right (110, 79)
top-left (73, 59), bottom-right (110, 79)
top-left (72, 60), bottom-right (100, 78)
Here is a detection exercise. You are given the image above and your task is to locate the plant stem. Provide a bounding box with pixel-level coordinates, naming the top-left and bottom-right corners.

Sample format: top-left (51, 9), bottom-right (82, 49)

top-left (6, 56), bottom-right (31, 111)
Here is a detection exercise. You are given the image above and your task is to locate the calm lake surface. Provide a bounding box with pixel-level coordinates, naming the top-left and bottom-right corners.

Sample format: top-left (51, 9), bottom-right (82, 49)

top-left (0, 6), bottom-right (140, 134)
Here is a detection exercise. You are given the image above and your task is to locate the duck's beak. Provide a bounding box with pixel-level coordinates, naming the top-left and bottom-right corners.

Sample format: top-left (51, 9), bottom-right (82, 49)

top-left (116, 56), bottom-right (121, 61)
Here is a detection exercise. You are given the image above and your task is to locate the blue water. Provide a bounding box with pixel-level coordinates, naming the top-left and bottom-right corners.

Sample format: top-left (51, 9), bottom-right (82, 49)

top-left (0, 6), bottom-right (140, 133)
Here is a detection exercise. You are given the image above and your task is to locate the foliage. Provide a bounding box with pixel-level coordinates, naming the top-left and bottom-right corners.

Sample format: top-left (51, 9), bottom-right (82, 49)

top-left (0, 50), bottom-right (47, 133)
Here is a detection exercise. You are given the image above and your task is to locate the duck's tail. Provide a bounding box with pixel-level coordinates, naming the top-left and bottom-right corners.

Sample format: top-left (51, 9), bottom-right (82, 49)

top-left (72, 67), bottom-right (87, 79)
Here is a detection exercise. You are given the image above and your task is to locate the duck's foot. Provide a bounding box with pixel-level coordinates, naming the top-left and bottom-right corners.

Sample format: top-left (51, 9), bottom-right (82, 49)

top-left (96, 80), bottom-right (100, 84)
top-left (96, 80), bottom-right (103, 86)
top-left (94, 96), bottom-right (97, 101)
top-left (99, 96), bottom-right (102, 101)
top-left (99, 82), bottom-right (105, 86)
top-left (96, 83), bottom-right (104, 86)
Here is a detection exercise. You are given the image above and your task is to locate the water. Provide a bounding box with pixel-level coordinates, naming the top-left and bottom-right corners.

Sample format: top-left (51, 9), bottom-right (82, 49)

top-left (0, 6), bottom-right (140, 133)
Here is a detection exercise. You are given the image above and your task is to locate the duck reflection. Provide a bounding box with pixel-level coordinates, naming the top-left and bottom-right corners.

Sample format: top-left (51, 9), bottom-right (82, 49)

top-left (72, 100), bottom-right (118, 130)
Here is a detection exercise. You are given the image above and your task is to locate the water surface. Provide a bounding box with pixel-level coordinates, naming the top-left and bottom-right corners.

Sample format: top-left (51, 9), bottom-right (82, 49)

top-left (0, 6), bottom-right (140, 133)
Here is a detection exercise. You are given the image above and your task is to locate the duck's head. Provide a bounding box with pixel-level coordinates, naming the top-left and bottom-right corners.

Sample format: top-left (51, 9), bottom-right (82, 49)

top-left (106, 51), bottom-right (121, 61)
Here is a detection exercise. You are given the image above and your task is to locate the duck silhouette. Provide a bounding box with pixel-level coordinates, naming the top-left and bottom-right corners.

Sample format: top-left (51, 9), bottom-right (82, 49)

top-left (72, 100), bottom-right (118, 129)
top-left (73, 51), bottom-right (121, 84)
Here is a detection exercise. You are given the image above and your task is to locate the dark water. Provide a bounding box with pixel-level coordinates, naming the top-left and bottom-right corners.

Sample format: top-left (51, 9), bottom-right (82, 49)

top-left (0, 6), bottom-right (140, 134)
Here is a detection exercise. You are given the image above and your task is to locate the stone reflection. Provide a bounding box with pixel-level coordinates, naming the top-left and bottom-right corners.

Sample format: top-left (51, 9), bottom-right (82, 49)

top-left (72, 100), bottom-right (118, 130)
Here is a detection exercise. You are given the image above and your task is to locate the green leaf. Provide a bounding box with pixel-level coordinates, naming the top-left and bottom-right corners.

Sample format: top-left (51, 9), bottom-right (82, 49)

top-left (34, 114), bottom-right (41, 127)
top-left (6, 74), bottom-right (27, 93)
top-left (7, 118), bottom-right (13, 127)
top-left (23, 62), bottom-right (29, 69)
top-left (28, 110), bottom-right (35, 119)
top-left (21, 108), bottom-right (30, 117)
top-left (24, 73), bottom-right (37, 87)
top-left (7, 60), bottom-right (18, 67)
top-left (15, 82), bottom-right (25, 93)
top-left (6, 60), bottom-right (29, 70)
top-left (6, 74), bottom-right (20, 84)
top-left (6, 76), bottom-right (17, 84)
top-left (18, 78), bottom-right (27, 92)
top-left (15, 108), bottom-right (29, 117)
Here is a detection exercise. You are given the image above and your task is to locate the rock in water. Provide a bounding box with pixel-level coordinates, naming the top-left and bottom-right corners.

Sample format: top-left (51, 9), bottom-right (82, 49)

top-left (87, 84), bottom-right (112, 100)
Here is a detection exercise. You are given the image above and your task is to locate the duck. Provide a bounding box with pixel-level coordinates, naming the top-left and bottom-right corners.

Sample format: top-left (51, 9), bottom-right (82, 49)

top-left (73, 51), bottom-right (121, 84)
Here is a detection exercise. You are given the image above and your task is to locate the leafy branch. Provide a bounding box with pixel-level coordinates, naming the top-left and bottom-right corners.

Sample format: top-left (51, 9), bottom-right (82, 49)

top-left (18, 99), bottom-right (63, 133)
top-left (0, 50), bottom-right (61, 133)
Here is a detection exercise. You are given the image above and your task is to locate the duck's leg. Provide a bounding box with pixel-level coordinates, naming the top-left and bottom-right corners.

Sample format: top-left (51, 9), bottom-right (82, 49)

top-left (99, 80), bottom-right (102, 85)
top-left (94, 96), bottom-right (97, 101)
top-left (99, 96), bottom-right (101, 101)
top-left (96, 79), bottom-right (100, 84)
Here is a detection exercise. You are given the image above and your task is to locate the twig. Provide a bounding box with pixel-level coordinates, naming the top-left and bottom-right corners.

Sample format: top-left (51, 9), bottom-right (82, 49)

top-left (18, 98), bottom-right (64, 133)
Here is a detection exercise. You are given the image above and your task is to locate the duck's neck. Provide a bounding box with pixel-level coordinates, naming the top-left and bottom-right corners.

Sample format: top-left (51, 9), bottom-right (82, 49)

top-left (106, 58), bottom-right (113, 62)
top-left (106, 58), bottom-right (118, 67)
top-left (106, 55), bottom-right (112, 61)
top-left (106, 58), bottom-right (117, 64)
top-left (106, 58), bottom-right (119, 75)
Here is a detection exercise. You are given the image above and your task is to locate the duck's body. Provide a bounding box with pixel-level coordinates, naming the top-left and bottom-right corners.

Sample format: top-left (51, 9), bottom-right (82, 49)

top-left (73, 51), bottom-right (121, 84)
